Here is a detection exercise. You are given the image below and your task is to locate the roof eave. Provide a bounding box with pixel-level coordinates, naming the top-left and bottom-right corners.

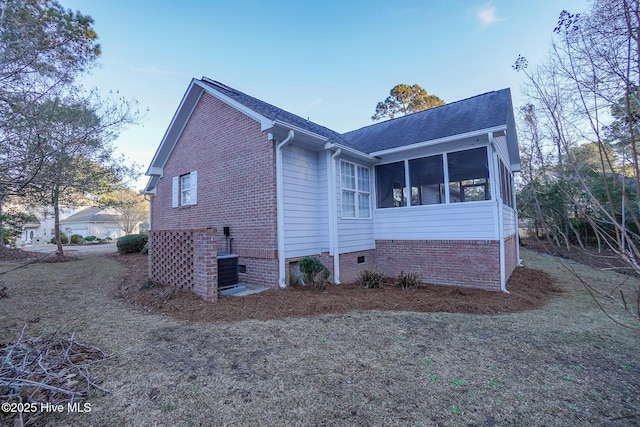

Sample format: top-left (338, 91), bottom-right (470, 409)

top-left (368, 125), bottom-right (507, 157)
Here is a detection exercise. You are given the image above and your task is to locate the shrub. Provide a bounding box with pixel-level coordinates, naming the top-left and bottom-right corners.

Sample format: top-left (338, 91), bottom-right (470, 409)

top-left (50, 233), bottom-right (68, 244)
top-left (84, 235), bottom-right (97, 242)
top-left (140, 245), bottom-right (148, 254)
top-left (396, 271), bottom-right (421, 290)
top-left (299, 256), bottom-right (330, 289)
top-left (104, 237), bottom-right (112, 242)
top-left (70, 234), bottom-right (83, 244)
top-left (116, 233), bottom-right (149, 254)
top-left (358, 269), bottom-right (385, 288)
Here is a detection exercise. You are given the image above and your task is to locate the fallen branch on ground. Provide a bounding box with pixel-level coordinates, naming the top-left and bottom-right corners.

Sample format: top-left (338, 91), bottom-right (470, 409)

top-left (0, 326), bottom-right (112, 426)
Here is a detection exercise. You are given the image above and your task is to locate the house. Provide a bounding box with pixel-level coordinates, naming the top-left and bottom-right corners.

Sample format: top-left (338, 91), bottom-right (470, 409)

top-left (143, 77), bottom-right (520, 302)
top-left (59, 206), bottom-right (132, 239)
top-left (13, 206), bottom-right (131, 245)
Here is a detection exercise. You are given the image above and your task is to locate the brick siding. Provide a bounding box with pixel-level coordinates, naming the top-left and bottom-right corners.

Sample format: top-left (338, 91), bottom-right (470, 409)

top-left (374, 240), bottom-right (502, 291)
top-left (504, 234), bottom-right (517, 278)
top-left (150, 92), bottom-right (277, 293)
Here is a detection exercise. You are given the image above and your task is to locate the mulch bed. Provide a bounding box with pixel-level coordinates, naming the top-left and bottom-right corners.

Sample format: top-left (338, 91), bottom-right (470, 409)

top-left (113, 253), bottom-right (562, 322)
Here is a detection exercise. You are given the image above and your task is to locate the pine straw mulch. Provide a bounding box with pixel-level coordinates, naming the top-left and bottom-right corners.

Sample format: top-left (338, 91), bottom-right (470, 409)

top-left (113, 253), bottom-right (562, 322)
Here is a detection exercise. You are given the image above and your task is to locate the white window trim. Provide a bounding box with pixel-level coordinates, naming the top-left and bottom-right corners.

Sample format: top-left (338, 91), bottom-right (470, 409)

top-left (172, 170), bottom-right (198, 207)
top-left (340, 160), bottom-right (371, 219)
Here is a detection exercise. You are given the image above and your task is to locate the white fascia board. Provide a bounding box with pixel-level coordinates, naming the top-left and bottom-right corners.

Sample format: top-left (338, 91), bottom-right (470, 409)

top-left (369, 125), bottom-right (507, 157)
top-left (196, 80), bottom-right (274, 131)
top-left (146, 166), bottom-right (164, 177)
top-left (334, 143), bottom-right (378, 163)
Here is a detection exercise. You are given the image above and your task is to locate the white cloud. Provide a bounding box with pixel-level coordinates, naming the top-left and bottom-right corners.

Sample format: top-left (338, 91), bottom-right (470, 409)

top-left (477, 5), bottom-right (507, 27)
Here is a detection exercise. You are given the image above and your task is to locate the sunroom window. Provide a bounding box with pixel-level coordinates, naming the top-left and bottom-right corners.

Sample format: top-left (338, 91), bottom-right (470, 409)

top-left (447, 147), bottom-right (490, 203)
top-left (409, 154), bottom-right (444, 205)
top-left (376, 161), bottom-right (406, 208)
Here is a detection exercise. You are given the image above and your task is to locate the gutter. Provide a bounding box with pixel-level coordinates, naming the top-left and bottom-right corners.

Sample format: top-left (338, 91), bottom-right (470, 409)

top-left (325, 143), bottom-right (342, 284)
top-left (276, 130), bottom-right (295, 288)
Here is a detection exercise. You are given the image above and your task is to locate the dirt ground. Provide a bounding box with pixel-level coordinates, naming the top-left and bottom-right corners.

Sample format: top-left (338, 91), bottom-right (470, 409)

top-left (112, 252), bottom-right (561, 322)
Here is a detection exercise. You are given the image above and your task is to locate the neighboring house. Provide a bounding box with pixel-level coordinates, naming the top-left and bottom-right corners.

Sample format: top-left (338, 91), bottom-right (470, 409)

top-left (12, 206), bottom-right (81, 245)
top-left (60, 207), bottom-right (131, 239)
top-left (144, 77), bottom-right (520, 302)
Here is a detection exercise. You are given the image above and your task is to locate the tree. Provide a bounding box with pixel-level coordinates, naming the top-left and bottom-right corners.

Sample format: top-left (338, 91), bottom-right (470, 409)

top-left (514, 0), bottom-right (640, 326)
top-left (102, 188), bottom-right (149, 235)
top-left (24, 96), bottom-right (139, 255)
top-left (371, 84), bottom-right (444, 121)
top-left (0, 0), bottom-right (101, 236)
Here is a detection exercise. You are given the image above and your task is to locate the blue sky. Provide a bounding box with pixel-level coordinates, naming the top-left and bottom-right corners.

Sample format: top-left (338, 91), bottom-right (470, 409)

top-left (60, 0), bottom-right (589, 190)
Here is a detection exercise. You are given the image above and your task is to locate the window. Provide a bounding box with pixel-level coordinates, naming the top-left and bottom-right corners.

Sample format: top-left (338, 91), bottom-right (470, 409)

top-left (172, 171), bottom-right (198, 207)
top-left (181, 174), bottom-right (192, 205)
top-left (409, 155), bottom-right (444, 205)
top-left (340, 161), bottom-right (370, 218)
top-left (376, 161), bottom-right (407, 208)
top-left (447, 147), bottom-right (490, 202)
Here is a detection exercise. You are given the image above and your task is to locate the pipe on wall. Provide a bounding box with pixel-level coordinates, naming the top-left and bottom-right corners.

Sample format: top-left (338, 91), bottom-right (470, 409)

top-left (276, 130), bottom-right (295, 288)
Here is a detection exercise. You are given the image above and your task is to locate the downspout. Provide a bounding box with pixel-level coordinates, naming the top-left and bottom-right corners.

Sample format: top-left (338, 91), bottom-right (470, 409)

top-left (489, 133), bottom-right (508, 293)
top-left (512, 172), bottom-right (522, 266)
top-left (325, 145), bottom-right (342, 284)
top-left (276, 130), bottom-right (295, 288)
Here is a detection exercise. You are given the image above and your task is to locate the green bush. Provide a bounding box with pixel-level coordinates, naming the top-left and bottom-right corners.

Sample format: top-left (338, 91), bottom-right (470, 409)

top-left (117, 233), bottom-right (149, 254)
top-left (104, 236), bottom-right (112, 241)
top-left (84, 235), bottom-right (97, 242)
top-left (358, 269), bottom-right (385, 289)
top-left (396, 271), bottom-right (421, 290)
top-left (299, 256), bottom-right (330, 289)
top-left (50, 233), bottom-right (68, 244)
top-left (70, 234), bottom-right (83, 244)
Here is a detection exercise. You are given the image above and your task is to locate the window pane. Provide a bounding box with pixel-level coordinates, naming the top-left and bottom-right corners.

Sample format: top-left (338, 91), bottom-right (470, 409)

top-left (376, 161), bottom-right (406, 208)
top-left (358, 193), bottom-right (370, 217)
top-left (357, 166), bottom-right (370, 192)
top-left (409, 155), bottom-right (444, 205)
top-left (342, 190), bottom-right (356, 217)
top-left (341, 162), bottom-right (355, 190)
top-left (447, 147), bottom-right (490, 203)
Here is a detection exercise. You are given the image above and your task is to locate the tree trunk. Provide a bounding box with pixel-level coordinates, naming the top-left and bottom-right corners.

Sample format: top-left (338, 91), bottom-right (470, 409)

top-left (53, 186), bottom-right (64, 256)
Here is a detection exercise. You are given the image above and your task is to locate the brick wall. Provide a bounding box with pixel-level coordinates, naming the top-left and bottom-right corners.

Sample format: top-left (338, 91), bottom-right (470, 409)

top-left (150, 92), bottom-right (278, 288)
top-left (149, 228), bottom-right (218, 302)
top-left (504, 234), bottom-right (517, 278)
top-left (374, 240), bottom-right (502, 291)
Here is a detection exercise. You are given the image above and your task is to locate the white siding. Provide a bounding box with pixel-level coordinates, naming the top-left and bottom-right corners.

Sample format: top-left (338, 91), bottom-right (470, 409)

top-left (318, 152), bottom-right (330, 252)
top-left (503, 204), bottom-right (516, 237)
top-left (494, 135), bottom-right (510, 166)
top-left (282, 145), bottom-right (327, 258)
top-left (374, 201), bottom-right (496, 240)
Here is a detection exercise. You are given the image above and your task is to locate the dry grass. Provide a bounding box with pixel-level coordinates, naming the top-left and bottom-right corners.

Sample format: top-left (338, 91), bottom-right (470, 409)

top-left (0, 249), bottom-right (638, 426)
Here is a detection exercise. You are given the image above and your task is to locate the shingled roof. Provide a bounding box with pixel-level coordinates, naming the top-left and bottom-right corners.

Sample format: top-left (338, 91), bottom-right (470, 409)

top-left (342, 88), bottom-right (516, 154)
top-left (60, 207), bottom-right (121, 224)
top-left (199, 79), bottom-right (357, 149)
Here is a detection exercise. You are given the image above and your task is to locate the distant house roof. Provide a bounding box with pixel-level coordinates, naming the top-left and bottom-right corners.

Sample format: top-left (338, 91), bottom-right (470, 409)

top-left (342, 88), bottom-right (517, 154)
top-left (60, 207), bottom-right (121, 224)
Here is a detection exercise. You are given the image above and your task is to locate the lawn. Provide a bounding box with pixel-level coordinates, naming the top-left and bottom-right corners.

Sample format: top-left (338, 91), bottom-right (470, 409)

top-left (0, 248), bottom-right (638, 426)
